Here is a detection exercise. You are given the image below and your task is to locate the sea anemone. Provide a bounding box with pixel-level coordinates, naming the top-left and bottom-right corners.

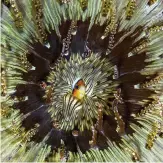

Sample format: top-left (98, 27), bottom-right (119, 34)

top-left (1, 0), bottom-right (163, 162)
top-left (47, 53), bottom-right (117, 131)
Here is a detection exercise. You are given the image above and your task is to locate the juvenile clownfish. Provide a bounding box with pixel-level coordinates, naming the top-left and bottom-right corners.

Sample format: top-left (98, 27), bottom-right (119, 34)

top-left (72, 79), bottom-right (86, 100)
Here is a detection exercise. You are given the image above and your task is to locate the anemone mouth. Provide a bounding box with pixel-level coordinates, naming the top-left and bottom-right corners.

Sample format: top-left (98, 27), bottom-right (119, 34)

top-left (1, 0), bottom-right (163, 162)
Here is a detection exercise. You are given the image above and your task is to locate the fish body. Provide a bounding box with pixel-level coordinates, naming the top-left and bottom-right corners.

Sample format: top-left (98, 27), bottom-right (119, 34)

top-left (72, 79), bottom-right (86, 100)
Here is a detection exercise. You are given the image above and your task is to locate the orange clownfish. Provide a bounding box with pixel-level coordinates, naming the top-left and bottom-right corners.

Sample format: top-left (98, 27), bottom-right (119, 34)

top-left (72, 79), bottom-right (86, 100)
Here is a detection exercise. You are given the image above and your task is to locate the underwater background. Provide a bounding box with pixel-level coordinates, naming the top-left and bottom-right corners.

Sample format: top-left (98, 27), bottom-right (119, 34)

top-left (1, 0), bottom-right (163, 162)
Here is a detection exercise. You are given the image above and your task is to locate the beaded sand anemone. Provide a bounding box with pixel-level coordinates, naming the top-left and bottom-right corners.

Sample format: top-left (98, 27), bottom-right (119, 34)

top-left (1, 0), bottom-right (163, 162)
